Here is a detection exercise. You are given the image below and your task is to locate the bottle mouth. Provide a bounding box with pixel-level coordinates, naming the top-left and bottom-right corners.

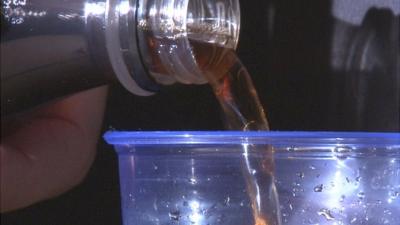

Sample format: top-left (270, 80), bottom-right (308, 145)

top-left (105, 0), bottom-right (241, 95)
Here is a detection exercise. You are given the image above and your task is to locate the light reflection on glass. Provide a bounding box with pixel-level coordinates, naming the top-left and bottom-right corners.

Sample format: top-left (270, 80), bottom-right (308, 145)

top-left (242, 143), bottom-right (262, 210)
top-left (149, 6), bottom-right (157, 18)
top-left (84, 2), bottom-right (106, 18)
top-left (188, 200), bottom-right (202, 224)
top-left (324, 167), bottom-right (357, 209)
top-left (57, 13), bottom-right (80, 21)
top-left (117, 0), bottom-right (130, 15)
top-left (190, 158), bottom-right (198, 185)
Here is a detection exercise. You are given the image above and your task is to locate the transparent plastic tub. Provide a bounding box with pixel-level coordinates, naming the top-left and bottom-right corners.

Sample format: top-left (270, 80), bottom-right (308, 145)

top-left (104, 131), bottom-right (400, 225)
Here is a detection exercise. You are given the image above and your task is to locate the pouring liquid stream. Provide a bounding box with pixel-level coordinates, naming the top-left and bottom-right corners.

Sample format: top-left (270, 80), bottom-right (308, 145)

top-left (191, 40), bottom-right (281, 225)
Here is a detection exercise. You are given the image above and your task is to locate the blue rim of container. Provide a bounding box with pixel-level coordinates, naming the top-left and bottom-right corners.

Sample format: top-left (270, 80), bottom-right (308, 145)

top-left (104, 131), bottom-right (400, 147)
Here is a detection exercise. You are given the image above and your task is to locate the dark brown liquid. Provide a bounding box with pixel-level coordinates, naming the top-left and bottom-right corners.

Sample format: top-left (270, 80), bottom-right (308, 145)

top-left (190, 40), bottom-right (270, 130)
top-left (191, 41), bottom-right (280, 225)
top-left (142, 33), bottom-right (280, 224)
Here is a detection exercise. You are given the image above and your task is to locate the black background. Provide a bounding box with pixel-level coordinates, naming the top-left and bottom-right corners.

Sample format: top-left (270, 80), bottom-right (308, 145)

top-left (1, 0), bottom-right (367, 224)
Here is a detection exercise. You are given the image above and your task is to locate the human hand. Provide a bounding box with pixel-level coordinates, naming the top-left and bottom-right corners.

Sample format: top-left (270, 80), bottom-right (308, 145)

top-left (1, 86), bottom-right (108, 212)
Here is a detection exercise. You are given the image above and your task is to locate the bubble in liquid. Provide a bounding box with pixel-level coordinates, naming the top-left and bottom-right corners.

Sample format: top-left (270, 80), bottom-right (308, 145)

top-left (309, 165), bottom-right (316, 170)
top-left (340, 195), bottom-right (346, 202)
top-left (314, 184), bottom-right (324, 192)
top-left (169, 210), bottom-right (181, 221)
top-left (350, 217), bottom-right (357, 223)
top-left (317, 208), bottom-right (335, 221)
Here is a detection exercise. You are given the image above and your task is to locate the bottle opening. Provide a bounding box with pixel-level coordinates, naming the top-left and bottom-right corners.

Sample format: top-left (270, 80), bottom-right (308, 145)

top-left (105, 0), bottom-right (241, 94)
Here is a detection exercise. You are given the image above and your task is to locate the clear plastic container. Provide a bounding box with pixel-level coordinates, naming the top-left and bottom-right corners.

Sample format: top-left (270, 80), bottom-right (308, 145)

top-left (104, 131), bottom-right (400, 225)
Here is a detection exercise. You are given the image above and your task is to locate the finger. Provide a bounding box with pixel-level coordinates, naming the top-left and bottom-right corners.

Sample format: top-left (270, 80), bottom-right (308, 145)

top-left (1, 85), bottom-right (108, 212)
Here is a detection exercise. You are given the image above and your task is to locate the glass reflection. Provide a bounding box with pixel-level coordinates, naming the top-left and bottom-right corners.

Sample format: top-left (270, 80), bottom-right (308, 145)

top-left (84, 2), bottom-right (106, 18)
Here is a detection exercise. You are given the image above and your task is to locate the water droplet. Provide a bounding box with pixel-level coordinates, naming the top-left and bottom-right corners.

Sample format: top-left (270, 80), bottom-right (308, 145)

top-left (223, 196), bottom-right (230, 206)
top-left (296, 172), bottom-right (305, 178)
top-left (389, 190), bottom-right (399, 200)
top-left (252, 169), bottom-right (257, 175)
top-left (316, 174), bottom-right (321, 178)
top-left (292, 181), bottom-right (301, 187)
top-left (289, 203), bottom-right (293, 211)
top-left (355, 176), bottom-right (361, 182)
top-left (350, 217), bottom-right (357, 223)
top-left (240, 201), bottom-right (244, 207)
top-left (357, 191), bottom-right (365, 199)
top-left (188, 178), bottom-right (197, 185)
top-left (153, 164), bottom-right (158, 170)
top-left (340, 195), bottom-right (345, 202)
top-left (383, 209), bottom-right (392, 215)
top-left (309, 165), bottom-right (316, 170)
top-left (169, 210), bottom-right (180, 221)
top-left (317, 208), bottom-right (335, 221)
top-left (183, 201), bottom-right (188, 207)
top-left (128, 193), bottom-right (135, 202)
top-left (346, 177), bottom-right (351, 183)
top-left (314, 184), bottom-right (324, 192)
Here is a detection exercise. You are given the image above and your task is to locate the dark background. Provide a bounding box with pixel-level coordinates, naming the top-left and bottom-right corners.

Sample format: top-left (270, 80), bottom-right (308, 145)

top-left (2, 0), bottom-right (398, 224)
